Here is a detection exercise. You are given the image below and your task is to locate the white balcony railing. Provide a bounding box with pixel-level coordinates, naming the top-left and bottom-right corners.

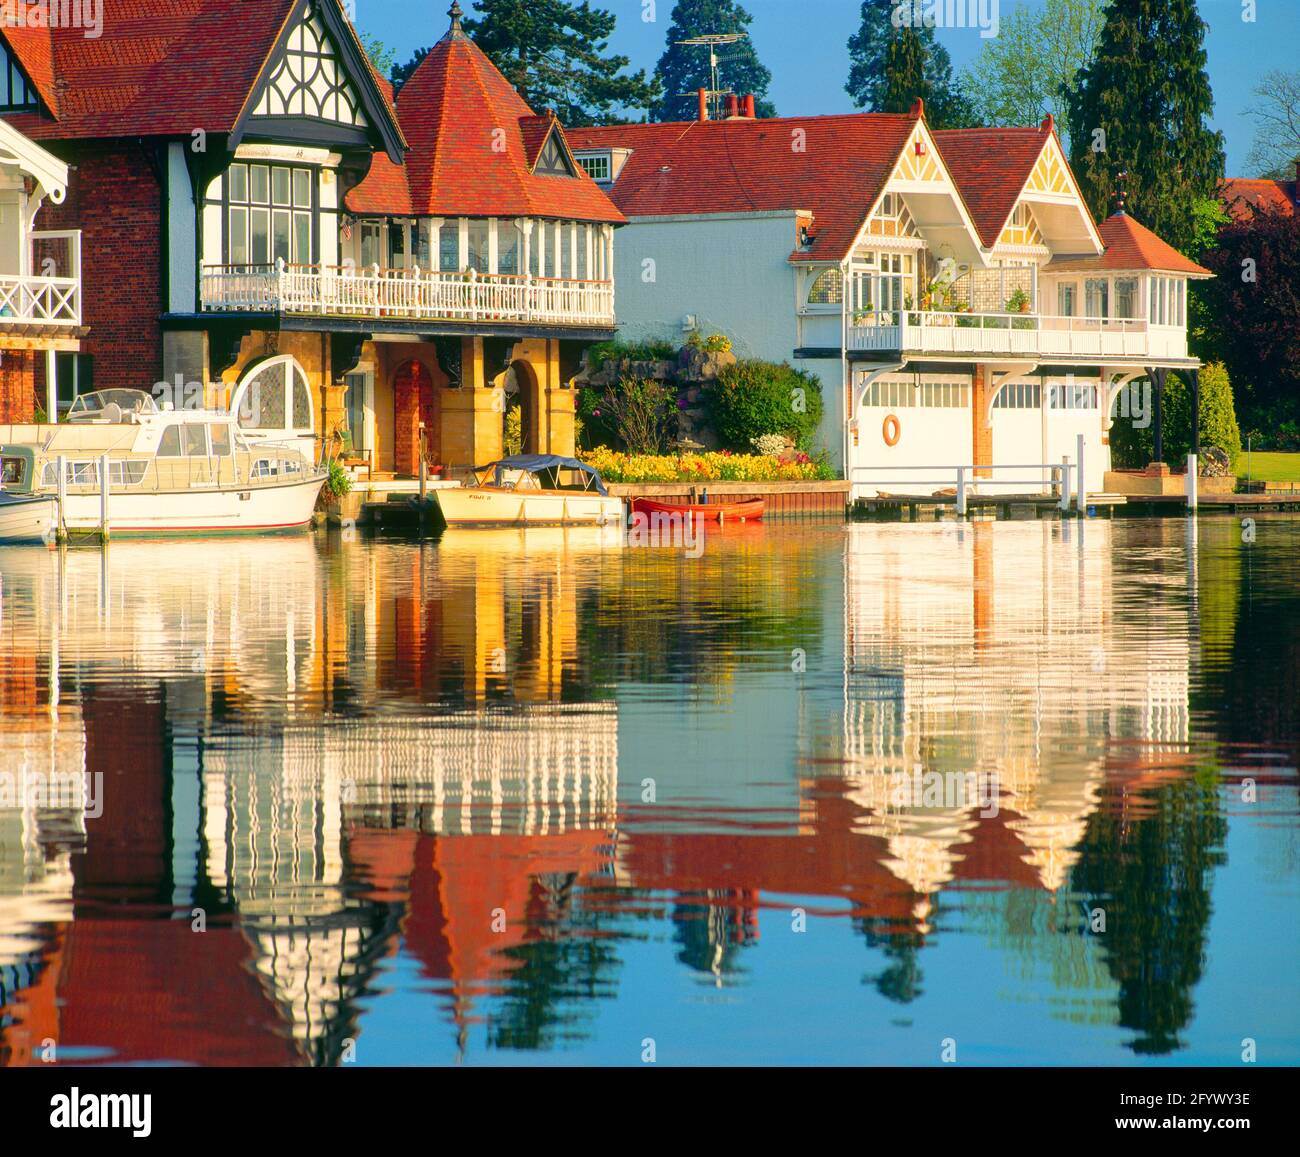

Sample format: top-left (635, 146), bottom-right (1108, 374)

top-left (201, 261), bottom-right (615, 327)
top-left (847, 311), bottom-right (1188, 361)
top-left (0, 230), bottom-right (82, 326)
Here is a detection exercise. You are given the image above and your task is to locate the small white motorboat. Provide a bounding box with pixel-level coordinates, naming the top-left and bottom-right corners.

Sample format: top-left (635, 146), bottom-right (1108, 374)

top-left (429, 455), bottom-right (624, 528)
top-left (0, 491), bottom-right (57, 543)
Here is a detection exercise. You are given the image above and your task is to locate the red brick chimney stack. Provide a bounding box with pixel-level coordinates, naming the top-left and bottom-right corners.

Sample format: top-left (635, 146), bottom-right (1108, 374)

top-left (697, 87), bottom-right (708, 121)
top-left (724, 93), bottom-right (739, 118)
top-left (742, 93), bottom-right (756, 118)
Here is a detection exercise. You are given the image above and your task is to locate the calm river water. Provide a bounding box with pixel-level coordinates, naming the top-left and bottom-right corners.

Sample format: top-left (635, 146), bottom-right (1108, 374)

top-left (0, 516), bottom-right (1296, 1066)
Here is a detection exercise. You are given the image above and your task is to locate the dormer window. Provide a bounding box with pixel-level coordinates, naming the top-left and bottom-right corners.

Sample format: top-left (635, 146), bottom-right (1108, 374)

top-left (577, 153), bottom-right (611, 182)
top-left (535, 134), bottom-right (577, 177)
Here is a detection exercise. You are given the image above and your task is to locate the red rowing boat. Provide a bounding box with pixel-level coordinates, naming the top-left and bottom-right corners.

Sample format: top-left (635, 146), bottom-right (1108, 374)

top-left (630, 496), bottom-right (765, 522)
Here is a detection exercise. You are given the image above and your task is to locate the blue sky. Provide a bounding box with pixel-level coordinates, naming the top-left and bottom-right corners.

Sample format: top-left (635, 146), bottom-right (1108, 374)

top-left (353, 0), bottom-right (1297, 175)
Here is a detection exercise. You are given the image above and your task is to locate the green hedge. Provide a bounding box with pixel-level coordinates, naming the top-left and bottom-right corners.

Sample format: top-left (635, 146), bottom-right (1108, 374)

top-left (706, 360), bottom-right (824, 452)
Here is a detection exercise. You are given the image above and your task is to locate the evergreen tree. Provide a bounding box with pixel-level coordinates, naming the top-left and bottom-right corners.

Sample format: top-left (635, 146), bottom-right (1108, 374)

top-left (1065, 0), bottom-right (1224, 253)
top-left (400, 0), bottom-right (662, 125)
top-left (880, 26), bottom-right (928, 115)
top-left (846, 0), bottom-right (976, 128)
top-left (650, 0), bottom-right (775, 122)
top-left (391, 47), bottom-right (429, 96)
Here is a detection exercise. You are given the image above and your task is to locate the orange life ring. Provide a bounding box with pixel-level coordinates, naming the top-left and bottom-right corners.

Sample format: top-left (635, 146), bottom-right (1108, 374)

top-left (882, 413), bottom-right (901, 446)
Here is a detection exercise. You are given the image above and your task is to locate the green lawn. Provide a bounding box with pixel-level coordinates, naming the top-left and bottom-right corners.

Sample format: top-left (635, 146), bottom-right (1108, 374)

top-left (1239, 450), bottom-right (1300, 483)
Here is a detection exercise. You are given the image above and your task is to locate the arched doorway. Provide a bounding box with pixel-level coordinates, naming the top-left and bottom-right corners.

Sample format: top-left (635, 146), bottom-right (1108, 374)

top-left (503, 359), bottom-right (541, 455)
top-left (393, 359), bottom-right (435, 475)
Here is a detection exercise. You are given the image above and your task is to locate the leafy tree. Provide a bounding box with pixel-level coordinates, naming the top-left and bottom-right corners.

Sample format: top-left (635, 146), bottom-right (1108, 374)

top-left (962, 0), bottom-right (1106, 149)
top-left (651, 0), bottom-right (774, 122)
top-left (1244, 69), bottom-right (1300, 180)
top-left (1065, 0), bottom-right (1224, 254)
top-left (846, 0), bottom-right (976, 129)
top-left (389, 0), bottom-right (660, 124)
top-left (358, 33), bottom-right (395, 80)
top-left (1199, 206), bottom-right (1300, 425)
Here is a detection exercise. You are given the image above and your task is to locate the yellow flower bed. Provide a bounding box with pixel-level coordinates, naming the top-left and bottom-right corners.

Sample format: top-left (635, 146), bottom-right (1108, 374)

top-left (581, 446), bottom-right (835, 483)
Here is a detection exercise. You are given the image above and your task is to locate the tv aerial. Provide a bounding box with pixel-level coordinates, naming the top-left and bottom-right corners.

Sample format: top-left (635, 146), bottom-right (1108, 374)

top-left (675, 32), bottom-right (746, 120)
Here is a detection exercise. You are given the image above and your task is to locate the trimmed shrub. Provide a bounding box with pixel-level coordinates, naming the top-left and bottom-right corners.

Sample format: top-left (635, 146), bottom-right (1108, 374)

top-left (707, 359), bottom-right (824, 452)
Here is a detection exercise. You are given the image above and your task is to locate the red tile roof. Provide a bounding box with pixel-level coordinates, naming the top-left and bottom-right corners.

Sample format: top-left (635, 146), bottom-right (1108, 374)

top-left (1047, 211), bottom-right (1212, 276)
top-left (346, 23), bottom-right (622, 223)
top-left (933, 125), bottom-right (1053, 246)
top-left (1219, 176), bottom-right (1297, 220)
top-left (567, 112), bottom-right (920, 262)
top-left (0, 1), bottom-right (298, 139)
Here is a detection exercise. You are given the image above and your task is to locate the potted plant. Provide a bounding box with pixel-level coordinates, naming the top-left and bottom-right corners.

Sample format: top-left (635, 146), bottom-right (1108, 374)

top-left (1006, 288), bottom-right (1031, 313)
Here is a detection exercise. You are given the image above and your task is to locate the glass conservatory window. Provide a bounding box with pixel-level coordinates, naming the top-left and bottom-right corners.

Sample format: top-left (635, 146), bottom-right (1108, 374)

top-left (1084, 278), bottom-right (1108, 319)
top-left (439, 222), bottom-right (459, 272)
top-left (498, 220), bottom-right (519, 274)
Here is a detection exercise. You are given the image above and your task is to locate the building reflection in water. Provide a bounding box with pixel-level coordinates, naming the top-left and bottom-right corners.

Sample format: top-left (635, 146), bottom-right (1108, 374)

top-left (0, 516), bottom-right (1236, 1063)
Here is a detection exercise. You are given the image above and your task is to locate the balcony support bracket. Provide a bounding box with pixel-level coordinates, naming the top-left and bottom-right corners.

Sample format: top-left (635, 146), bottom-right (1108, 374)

top-left (208, 321), bottom-right (254, 380)
top-left (1102, 369), bottom-right (1146, 432)
top-left (331, 331), bottom-right (370, 380)
top-left (983, 361), bottom-right (1040, 429)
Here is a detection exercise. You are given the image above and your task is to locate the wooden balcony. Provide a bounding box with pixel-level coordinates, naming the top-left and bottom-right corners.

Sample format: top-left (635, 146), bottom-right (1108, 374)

top-left (0, 230), bottom-right (82, 328)
top-left (847, 310), bottom-right (1189, 362)
top-left (200, 261), bottom-right (615, 328)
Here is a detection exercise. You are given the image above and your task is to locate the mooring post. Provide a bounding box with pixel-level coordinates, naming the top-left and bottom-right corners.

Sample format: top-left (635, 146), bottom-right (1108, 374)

top-left (1186, 452), bottom-right (1198, 511)
top-left (956, 466), bottom-right (967, 517)
top-left (99, 453), bottom-right (110, 542)
top-left (1075, 434), bottom-right (1087, 516)
top-left (1058, 458), bottom-right (1071, 514)
top-left (55, 454), bottom-right (67, 541)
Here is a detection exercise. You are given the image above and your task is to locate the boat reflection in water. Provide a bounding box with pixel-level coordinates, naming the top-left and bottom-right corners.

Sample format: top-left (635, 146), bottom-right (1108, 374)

top-left (0, 516), bottom-right (1295, 1065)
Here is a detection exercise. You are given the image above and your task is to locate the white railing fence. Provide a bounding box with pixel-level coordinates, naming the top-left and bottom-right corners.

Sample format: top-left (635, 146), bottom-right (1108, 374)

top-left (847, 310), bottom-right (1184, 359)
top-left (201, 261), bottom-right (615, 326)
top-left (0, 229), bottom-right (82, 325)
top-left (850, 456), bottom-right (1086, 514)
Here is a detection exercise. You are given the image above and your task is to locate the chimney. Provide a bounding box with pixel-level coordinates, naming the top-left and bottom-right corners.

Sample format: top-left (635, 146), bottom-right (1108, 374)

top-left (743, 93), bottom-right (756, 119)
top-left (697, 87), bottom-right (708, 122)
top-left (725, 93), bottom-right (739, 118)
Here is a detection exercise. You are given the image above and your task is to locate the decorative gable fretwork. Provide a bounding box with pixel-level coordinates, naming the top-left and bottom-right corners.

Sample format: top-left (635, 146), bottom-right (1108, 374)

top-left (892, 131), bottom-right (945, 184)
top-left (1024, 141), bottom-right (1074, 198)
top-left (864, 192), bottom-right (918, 240)
top-left (997, 203), bottom-right (1044, 248)
top-left (252, 3), bottom-right (368, 129)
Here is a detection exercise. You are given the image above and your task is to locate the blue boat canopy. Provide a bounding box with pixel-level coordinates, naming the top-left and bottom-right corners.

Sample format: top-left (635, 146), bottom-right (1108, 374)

top-left (474, 454), bottom-right (610, 496)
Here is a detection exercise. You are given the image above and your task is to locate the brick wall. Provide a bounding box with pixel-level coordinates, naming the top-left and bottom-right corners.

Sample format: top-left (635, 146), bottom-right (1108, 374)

top-left (972, 364), bottom-right (993, 476)
top-left (0, 349), bottom-right (37, 421)
top-left (39, 139), bottom-right (163, 392)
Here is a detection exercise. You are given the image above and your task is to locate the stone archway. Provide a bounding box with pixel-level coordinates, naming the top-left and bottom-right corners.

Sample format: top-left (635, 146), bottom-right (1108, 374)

top-left (393, 359), bottom-right (436, 475)
top-left (504, 359), bottom-right (541, 455)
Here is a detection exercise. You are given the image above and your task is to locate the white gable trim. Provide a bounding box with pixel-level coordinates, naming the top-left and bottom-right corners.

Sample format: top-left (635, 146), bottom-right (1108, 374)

top-left (1006, 134), bottom-right (1103, 254)
top-left (0, 117), bottom-right (69, 204)
top-left (849, 120), bottom-right (988, 267)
